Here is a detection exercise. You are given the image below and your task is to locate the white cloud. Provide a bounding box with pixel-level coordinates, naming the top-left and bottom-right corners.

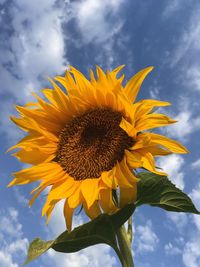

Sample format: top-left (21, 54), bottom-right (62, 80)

top-left (0, 208), bottom-right (28, 267)
top-left (1, 0), bottom-right (67, 99)
top-left (166, 212), bottom-right (188, 232)
top-left (164, 110), bottom-right (200, 141)
top-left (12, 188), bottom-right (29, 206)
top-left (181, 182), bottom-right (200, 267)
top-left (68, 0), bottom-right (126, 68)
top-left (193, 215), bottom-right (200, 232)
top-left (191, 159), bottom-right (200, 170)
top-left (190, 183), bottom-right (200, 211)
top-left (165, 181), bottom-right (200, 267)
top-left (73, 0), bottom-right (123, 44)
top-left (182, 236), bottom-right (200, 267)
top-left (0, 0), bottom-right (67, 142)
top-left (186, 65), bottom-right (200, 91)
top-left (165, 4), bottom-right (200, 108)
top-left (0, 208), bottom-right (23, 238)
top-left (0, 0), bottom-right (126, 142)
top-left (158, 154), bottom-right (185, 190)
top-left (164, 242), bottom-right (181, 255)
top-left (0, 0), bottom-right (6, 4)
top-left (162, 0), bottom-right (184, 18)
top-left (165, 211), bottom-right (200, 267)
top-left (0, 252), bottom-right (18, 267)
top-left (134, 220), bottom-right (159, 253)
top-left (169, 7), bottom-right (200, 67)
top-left (48, 244), bottom-right (116, 267)
top-left (149, 85), bottom-right (160, 99)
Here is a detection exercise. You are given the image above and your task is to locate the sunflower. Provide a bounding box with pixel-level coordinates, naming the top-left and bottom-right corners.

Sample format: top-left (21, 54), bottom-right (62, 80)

top-left (8, 65), bottom-right (188, 231)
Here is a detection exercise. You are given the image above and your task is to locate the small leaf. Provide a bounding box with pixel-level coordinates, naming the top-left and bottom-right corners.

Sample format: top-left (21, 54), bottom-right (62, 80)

top-left (23, 204), bottom-right (136, 266)
top-left (136, 172), bottom-right (200, 214)
top-left (23, 238), bottom-right (54, 266)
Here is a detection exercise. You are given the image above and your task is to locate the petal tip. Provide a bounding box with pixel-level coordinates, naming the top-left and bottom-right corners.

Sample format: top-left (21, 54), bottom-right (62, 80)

top-left (7, 181), bottom-right (14, 187)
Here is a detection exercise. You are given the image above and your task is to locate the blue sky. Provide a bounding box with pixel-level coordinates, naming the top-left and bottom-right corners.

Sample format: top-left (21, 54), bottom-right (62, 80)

top-left (1, 0), bottom-right (200, 266)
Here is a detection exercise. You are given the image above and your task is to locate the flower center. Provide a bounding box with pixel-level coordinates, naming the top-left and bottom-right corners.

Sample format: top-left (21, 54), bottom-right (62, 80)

top-left (55, 107), bottom-right (134, 180)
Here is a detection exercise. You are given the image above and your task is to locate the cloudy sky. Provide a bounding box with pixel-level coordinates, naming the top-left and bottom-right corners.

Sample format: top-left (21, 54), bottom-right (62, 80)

top-left (1, 0), bottom-right (200, 266)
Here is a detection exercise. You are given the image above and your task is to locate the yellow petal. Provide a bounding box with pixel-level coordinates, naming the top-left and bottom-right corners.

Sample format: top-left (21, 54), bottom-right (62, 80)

top-left (46, 178), bottom-right (78, 202)
top-left (7, 133), bottom-right (42, 152)
top-left (95, 65), bottom-right (112, 92)
top-left (110, 65), bottom-right (125, 77)
top-left (150, 133), bottom-right (189, 154)
top-left (124, 66), bottom-right (154, 103)
top-left (116, 160), bottom-right (134, 188)
top-left (99, 189), bottom-right (118, 213)
top-left (134, 150), bottom-right (166, 175)
top-left (81, 179), bottom-right (100, 209)
top-left (83, 200), bottom-right (101, 219)
top-left (29, 184), bottom-right (47, 207)
top-left (96, 65), bottom-right (107, 81)
top-left (134, 99), bottom-right (171, 121)
top-left (68, 186), bottom-right (82, 209)
top-left (131, 133), bottom-right (173, 156)
top-left (111, 81), bottom-right (123, 96)
top-left (136, 146), bottom-right (172, 156)
top-left (106, 65), bottom-right (125, 88)
top-left (69, 66), bottom-right (92, 89)
top-left (119, 117), bottom-right (136, 139)
top-left (117, 94), bottom-right (135, 123)
top-left (15, 105), bottom-right (63, 135)
top-left (130, 133), bottom-right (152, 150)
top-left (32, 92), bottom-right (68, 122)
top-left (65, 70), bottom-right (77, 91)
top-left (135, 113), bottom-right (177, 132)
top-left (101, 168), bottom-right (118, 189)
top-left (90, 69), bottom-right (96, 84)
top-left (8, 162), bottom-right (64, 187)
top-left (8, 134), bottom-right (57, 155)
top-left (25, 102), bottom-right (38, 107)
top-left (63, 199), bottom-right (74, 231)
top-left (13, 148), bottom-right (54, 165)
top-left (94, 88), bottom-right (106, 106)
top-left (42, 179), bottom-right (79, 216)
top-left (105, 91), bottom-right (116, 108)
top-left (11, 115), bottom-right (58, 143)
top-left (125, 150), bottom-right (143, 169)
top-left (48, 78), bottom-right (74, 113)
top-left (120, 185), bottom-right (137, 208)
top-left (30, 172), bottom-right (67, 204)
top-left (116, 158), bottom-right (140, 187)
top-left (45, 199), bottom-right (60, 223)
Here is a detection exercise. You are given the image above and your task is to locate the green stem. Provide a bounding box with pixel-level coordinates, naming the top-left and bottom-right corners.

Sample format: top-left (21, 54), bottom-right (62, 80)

top-left (116, 224), bottom-right (134, 267)
top-left (127, 216), bottom-right (133, 244)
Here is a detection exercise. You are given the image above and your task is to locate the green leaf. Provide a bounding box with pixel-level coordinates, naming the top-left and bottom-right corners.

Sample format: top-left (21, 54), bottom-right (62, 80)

top-left (52, 214), bottom-right (119, 253)
top-left (23, 204), bottom-right (135, 266)
top-left (23, 238), bottom-right (54, 266)
top-left (110, 203), bottom-right (135, 230)
top-left (136, 172), bottom-right (200, 214)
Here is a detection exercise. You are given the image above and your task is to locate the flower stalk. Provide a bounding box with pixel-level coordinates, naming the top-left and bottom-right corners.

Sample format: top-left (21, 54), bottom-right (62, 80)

top-left (117, 223), bottom-right (134, 267)
top-left (127, 216), bottom-right (133, 244)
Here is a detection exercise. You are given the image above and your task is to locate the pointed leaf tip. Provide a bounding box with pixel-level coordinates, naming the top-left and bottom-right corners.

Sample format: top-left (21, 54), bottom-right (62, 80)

top-left (136, 172), bottom-right (200, 214)
top-left (23, 238), bottom-right (54, 266)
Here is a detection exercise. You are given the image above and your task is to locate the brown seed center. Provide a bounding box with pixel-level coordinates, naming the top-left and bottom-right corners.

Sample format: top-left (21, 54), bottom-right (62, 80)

top-left (55, 107), bottom-right (134, 180)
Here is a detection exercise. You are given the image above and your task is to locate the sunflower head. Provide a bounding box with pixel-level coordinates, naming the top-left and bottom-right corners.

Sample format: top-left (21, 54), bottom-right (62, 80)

top-left (55, 107), bottom-right (134, 180)
top-left (8, 65), bottom-right (188, 231)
